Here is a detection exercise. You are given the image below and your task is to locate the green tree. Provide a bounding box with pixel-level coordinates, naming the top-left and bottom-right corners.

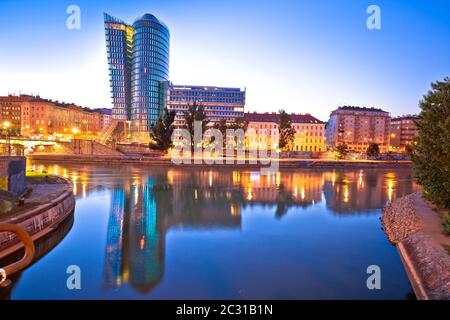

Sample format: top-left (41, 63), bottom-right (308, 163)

top-left (183, 101), bottom-right (208, 152)
top-left (366, 143), bottom-right (380, 158)
top-left (336, 143), bottom-right (349, 160)
top-left (412, 77), bottom-right (450, 211)
top-left (213, 118), bottom-right (248, 148)
top-left (278, 110), bottom-right (296, 151)
top-left (149, 108), bottom-right (176, 151)
top-left (405, 143), bottom-right (414, 157)
top-left (214, 119), bottom-right (227, 134)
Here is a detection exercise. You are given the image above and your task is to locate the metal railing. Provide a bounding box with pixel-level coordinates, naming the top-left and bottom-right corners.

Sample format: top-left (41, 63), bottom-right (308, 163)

top-left (0, 224), bottom-right (35, 287)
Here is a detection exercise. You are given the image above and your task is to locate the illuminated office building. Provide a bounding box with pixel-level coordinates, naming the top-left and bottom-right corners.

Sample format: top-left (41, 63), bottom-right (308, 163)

top-left (104, 13), bottom-right (170, 141)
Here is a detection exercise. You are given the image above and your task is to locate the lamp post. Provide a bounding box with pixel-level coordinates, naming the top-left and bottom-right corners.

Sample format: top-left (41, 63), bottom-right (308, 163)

top-left (2, 121), bottom-right (11, 157)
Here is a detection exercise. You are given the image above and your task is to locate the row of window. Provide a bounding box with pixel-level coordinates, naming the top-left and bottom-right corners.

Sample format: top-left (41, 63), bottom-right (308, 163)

top-left (105, 29), bottom-right (128, 36)
top-left (169, 97), bottom-right (243, 104)
top-left (132, 98), bottom-right (161, 104)
top-left (133, 38), bottom-right (169, 51)
top-left (133, 26), bottom-right (169, 39)
top-left (132, 70), bottom-right (169, 80)
top-left (133, 28), bottom-right (169, 39)
top-left (133, 61), bottom-right (169, 71)
top-left (170, 91), bottom-right (243, 98)
top-left (134, 43), bottom-right (169, 56)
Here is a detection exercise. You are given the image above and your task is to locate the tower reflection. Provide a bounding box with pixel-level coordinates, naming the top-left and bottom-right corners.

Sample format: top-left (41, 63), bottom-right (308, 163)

top-left (103, 180), bottom-right (164, 292)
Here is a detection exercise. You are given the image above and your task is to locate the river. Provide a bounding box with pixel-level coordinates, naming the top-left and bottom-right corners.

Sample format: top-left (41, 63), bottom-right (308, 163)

top-left (4, 162), bottom-right (419, 299)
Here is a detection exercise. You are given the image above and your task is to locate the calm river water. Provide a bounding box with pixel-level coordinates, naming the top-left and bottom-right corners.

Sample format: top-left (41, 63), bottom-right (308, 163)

top-left (3, 162), bottom-right (419, 299)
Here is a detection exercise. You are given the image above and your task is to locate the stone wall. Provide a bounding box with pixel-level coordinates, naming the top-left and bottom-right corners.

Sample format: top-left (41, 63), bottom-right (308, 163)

top-left (382, 192), bottom-right (450, 300)
top-left (0, 156), bottom-right (26, 195)
top-left (0, 182), bottom-right (75, 259)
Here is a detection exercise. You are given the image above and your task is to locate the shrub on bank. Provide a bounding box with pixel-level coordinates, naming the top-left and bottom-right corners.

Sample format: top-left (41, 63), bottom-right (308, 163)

top-left (443, 214), bottom-right (450, 236)
top-left (412, 78), bottom-right (450, 214)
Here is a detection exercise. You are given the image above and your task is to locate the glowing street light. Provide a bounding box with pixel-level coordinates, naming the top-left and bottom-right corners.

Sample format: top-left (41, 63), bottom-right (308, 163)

top-left (2, 121), bottom-right (12, 156)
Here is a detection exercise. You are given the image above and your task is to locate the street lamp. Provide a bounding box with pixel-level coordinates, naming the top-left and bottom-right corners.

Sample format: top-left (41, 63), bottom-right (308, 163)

top-left (71, 127), bottom-right (80, 136)
top-left (2, 121), bottom-right (11, 156)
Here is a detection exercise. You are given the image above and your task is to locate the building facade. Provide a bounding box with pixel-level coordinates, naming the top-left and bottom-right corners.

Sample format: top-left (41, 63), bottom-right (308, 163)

top-left (104, 13), bottom-right (170, 141)
top-left (389, 115), bottom-right (419, 151)
top-left (325, 106), bottom-right (390, 153)
top-left (244, 112), bottom-right (326, 152)
top-left (166, 83), bottom-right (245, 127)
top-left (0, 95), bottom-right (108, 139)
top-left (95, 108), bottom-right (113, 132)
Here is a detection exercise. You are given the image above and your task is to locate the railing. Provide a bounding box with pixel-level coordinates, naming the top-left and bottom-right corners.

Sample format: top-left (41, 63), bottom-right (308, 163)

top-left (0, 224), bottom-right (35, 287)
top-left (99, 120), bottom-right (119, 145)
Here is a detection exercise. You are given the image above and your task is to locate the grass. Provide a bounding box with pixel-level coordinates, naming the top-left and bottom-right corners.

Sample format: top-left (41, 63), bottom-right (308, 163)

top-left (26, 170), bottom-right (66, 184)
top-left (26, 171), bottom-right (50, 178)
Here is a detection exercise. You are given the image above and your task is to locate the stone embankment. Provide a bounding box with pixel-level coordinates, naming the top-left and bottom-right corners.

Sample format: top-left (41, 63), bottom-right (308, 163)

top-left (0, 176), bottom-right (75, 260)
top-left (27, 154), bottom-right (412, 169)
top-left (382, 192), bottom-right (450, 300)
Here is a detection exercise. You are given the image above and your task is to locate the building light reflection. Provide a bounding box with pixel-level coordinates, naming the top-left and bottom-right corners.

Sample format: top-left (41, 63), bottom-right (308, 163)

top-left (343, 185), bottom-right (349, 203)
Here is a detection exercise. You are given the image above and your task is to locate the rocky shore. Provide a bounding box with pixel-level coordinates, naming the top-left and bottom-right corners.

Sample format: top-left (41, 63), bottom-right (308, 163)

top-left (382, 192), bottom-right (450, 300)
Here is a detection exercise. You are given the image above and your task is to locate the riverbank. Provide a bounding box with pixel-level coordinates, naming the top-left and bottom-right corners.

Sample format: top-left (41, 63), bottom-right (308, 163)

top-left (28, 154), bottom-right (412, 169)
top-left (382, 192), bottom-right (450, 300)
top-left (0, 175), bottom-right (75, 260)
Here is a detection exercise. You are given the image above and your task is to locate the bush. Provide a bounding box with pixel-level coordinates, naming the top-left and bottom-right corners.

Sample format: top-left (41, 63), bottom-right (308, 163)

top-left (335, 143), bottom-right (348, 160)
top-left (412, 78), bottom-right (450, 212)
top-left (443, 215), bottom-right (450, 236)
top-left (366, 143), bottom-right (380, 158)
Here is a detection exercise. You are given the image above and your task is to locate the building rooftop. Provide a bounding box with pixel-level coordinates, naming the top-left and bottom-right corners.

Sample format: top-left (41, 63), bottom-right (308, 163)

top-left (170, 84), bottom-right (244, 92)
top-left (333, 106), bottom-right (389, 114)
top-left (391, 114), bottom-right (419, 121)
top-left (133, 13), bottom-right (168, 29)
top-left (0, 94), bottom-right (105, 115)
top-left (244, 112), bottom-right (324, 124)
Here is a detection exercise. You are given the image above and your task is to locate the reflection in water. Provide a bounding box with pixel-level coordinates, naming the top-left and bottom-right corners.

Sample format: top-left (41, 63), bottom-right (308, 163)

top-left (21, 162), bottom-right (419, 297)
top-left (103, 180), bottom-right (163, 292)
top-left (0, 214), bottom-right (74, 300)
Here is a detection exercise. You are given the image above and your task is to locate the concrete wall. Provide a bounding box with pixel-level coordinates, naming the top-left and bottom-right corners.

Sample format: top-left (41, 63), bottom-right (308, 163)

top-left (0, 156), bottom-right (26, 195)
top-left (31, 140), bottom-right (123, 156)
top-left (0, 182), bottom-right (75, 259)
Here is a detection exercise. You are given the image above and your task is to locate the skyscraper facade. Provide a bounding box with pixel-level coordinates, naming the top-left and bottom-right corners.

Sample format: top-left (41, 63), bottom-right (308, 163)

top-left (104, 14), bottom-right (134, 121)
top-left (104, 13), bottom-right (170, 140)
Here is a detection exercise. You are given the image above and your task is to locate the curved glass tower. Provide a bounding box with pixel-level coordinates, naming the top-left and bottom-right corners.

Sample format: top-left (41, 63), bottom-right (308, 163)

top-left (105, 13), bottom-right (170, 140)
top-left (131, 14), bottom-right (170, 134)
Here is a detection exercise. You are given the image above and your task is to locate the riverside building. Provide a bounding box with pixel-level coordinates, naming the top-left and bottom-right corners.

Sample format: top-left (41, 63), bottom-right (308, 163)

top-left (325, 106), bottom-right (390, 153)
top-left (389, 115), bottom-right (419, 151)
top-left (165, 83), bottom-right (245, 127)
top-left (244, 112), bottom-right (326, 152)
top-left (0, 95), bottom-right (107, 139)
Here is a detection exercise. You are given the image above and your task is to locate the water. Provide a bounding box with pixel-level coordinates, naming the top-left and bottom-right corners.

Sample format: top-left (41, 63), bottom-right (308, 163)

top-left (3, 162), bottom-right (419, 299)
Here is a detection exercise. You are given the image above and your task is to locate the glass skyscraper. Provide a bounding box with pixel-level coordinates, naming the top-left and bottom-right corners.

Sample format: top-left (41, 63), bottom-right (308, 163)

top-left (104, 13), bottom-right (170, 138)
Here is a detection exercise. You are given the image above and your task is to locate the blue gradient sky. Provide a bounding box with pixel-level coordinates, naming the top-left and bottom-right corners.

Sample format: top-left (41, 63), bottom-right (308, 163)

top-left (0, 0), bottom-right (449, 120)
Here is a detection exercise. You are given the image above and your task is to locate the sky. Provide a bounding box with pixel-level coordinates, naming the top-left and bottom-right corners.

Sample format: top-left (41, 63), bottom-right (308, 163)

top-left (0, 0), bottom-right (449, 121)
